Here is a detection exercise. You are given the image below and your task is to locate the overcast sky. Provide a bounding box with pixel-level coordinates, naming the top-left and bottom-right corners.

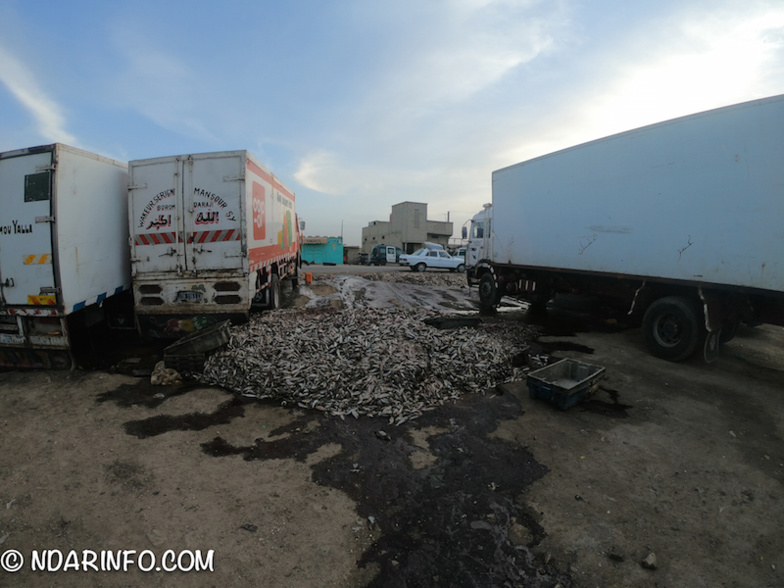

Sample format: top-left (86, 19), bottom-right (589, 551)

top-left (1, 0), bottom-right (783, 246)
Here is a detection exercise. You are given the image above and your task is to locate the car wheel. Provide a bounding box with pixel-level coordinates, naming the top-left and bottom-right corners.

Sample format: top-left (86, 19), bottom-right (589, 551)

top-left (456, 263), bottom-right (465, 273)
top-left (415, 263), bottom-right (426, 272)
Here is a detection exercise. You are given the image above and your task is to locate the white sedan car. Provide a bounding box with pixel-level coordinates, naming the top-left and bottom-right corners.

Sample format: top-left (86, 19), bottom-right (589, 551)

top-left (399, 248), bottom-right (466, 272)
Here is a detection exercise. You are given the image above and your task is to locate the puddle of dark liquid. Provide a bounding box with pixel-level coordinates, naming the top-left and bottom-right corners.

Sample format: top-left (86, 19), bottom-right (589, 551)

top-left (580, 386), bottom-right (632, 418)
top-left (200, 393), bottom-right (571, 587)
top-left (96, 380), bottom-right (200, 409)
top-left (123, 396), bottom-right (249, 439)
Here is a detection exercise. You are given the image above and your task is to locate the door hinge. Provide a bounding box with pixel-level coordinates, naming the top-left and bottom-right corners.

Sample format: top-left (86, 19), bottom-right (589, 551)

top-left (128, 183), bottom-right (148, 190)
top-left (40, 286), bottom-right (61, 294)
top-left (35, 216), bottom-right (55, 223)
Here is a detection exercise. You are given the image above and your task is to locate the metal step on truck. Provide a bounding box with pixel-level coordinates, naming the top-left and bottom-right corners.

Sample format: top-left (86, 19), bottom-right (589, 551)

top-left (0, 144), bottom-right (132, 368)
top-left (467, 94), bottom-right (784, 362)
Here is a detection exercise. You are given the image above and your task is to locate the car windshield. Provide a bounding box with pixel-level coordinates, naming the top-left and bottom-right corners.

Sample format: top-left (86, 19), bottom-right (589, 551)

top-left (410, 248), bottom-right (427, 256)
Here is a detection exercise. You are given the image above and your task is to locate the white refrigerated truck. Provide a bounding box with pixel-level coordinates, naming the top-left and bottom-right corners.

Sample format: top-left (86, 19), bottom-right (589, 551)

top-left (0, 144), bottom-right (131, 368)
top-left (128, 150), bottom-right (300, 338)
top-left (470, 94), bottom-right (784, 361)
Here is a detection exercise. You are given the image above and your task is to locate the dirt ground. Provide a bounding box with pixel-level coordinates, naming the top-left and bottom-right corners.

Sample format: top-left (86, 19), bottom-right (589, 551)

top-left (0, 268), bottom-right (782, 587)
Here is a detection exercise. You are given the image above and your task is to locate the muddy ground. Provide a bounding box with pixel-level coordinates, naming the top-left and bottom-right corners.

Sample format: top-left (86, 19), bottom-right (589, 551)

top-left (0, 268), bottom-right (782, 587)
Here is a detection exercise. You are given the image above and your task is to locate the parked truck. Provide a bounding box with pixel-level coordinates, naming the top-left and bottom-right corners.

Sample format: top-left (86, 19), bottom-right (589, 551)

top-left (0, 144), bottom-right (131, 368)
top-left (469, 94), bottom-right (784, 362)
top-left (128, 150), bottom-right (300, 338)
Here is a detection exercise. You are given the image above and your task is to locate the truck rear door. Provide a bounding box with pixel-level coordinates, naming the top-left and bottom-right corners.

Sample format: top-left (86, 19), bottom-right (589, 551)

top-left (182, 153), bottom-right (244, 273)
top-left (0, 148), bottom-right (57, 308)
top-left (129, 157), bottom-right (184, 275)
top-left (130, 153), bottom-right (244, 276)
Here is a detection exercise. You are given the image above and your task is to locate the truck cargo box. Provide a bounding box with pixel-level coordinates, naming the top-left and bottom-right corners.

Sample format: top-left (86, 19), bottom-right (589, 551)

top-left (129, 150), bottom-right (299, 338)
top-left (472, 94), bottom-right (784, 361)
top-left (0, 144), bottom-right (130, 368)
top-left (491, 94), bottom-right (784, 293)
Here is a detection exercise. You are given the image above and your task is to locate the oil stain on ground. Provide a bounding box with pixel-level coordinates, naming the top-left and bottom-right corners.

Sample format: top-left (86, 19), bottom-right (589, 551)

top-left (201, 392), bottom-right (573, 587)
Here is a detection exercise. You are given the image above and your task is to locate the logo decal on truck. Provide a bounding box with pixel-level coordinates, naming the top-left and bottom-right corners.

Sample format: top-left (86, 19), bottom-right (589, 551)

top-left (146, 214), bottom-right (172, 230)
top-left (252, 182), bottom-right (266, 240)
top-left (138, 189), bottom-right (175, 228)
top-left (1, 220), bottom-right (34, 235)
top-left (195, 211), bottom-right (219, 225)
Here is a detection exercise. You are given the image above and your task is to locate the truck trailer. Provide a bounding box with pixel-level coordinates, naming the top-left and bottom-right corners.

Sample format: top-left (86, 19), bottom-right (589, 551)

top-left (128, 150), bottom-right (300, 338)
top-left (0, 144), bottom-right (131, 368)
top-left (469, 94), bottom-right (784, 362)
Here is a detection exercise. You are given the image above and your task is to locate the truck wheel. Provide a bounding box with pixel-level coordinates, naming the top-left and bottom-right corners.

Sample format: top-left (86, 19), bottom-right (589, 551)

top-left (642, 296), bottom-right (703, 361)
top-left (478, 273), bottom-right (501, 309)
top-left (415, 263), bottom-right (426, 272)
top-left (268, 274), bottom-right (282, 310)
top-left (719, 316), bottom-right (739, 344)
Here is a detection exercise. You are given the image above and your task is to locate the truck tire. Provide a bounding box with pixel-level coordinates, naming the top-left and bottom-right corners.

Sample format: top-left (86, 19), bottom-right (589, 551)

top-left (415, 263), bottom-right (426, 272)
top-left (642, 296), bottom-right (703, 361)
top-left (478, 273), bottom-right (501, 310)
top-left (268, 274), bottom-right (281, 310)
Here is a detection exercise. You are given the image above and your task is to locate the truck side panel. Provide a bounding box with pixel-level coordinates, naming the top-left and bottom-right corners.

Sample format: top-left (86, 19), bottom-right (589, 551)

top-left (246, 156), bottom-right (297, 278)
top-left (492, 94), bottom-right (784, 293)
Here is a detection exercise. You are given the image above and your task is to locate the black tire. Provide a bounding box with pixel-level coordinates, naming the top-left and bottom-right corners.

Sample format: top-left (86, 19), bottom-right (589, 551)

top-left (478, 273), bottom-right (501, 310)
top-left (456, 263), bottom-right (465, 273)
top-left (719, 315), bottom-right (740, 344)
top-left (642, 296), bottom-right (703, 361)
top-left (415, 263), bottom-right (426, 273)
top-left (268, 274), bottom-right (281, 310)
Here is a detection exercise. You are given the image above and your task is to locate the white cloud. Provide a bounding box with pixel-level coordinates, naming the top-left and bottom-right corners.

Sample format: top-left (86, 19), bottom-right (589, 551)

top-left (107, 27), bottom-right (222, 144)
top-left (295, 0), bottom-right (572, 197)
top-left (593, 7), bottom-right (784, 130)
top-left (498, 2), bottom-right (784, 165)
top-left (294, 152), bottom-right (351, 195)
top-left (0, 45), bottom-right (76, 145)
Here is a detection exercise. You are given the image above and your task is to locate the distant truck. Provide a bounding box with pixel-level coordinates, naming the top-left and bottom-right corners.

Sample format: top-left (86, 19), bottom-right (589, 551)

top-left (0, 144), bottom-right (131, 368)
top-left (468, 94), bottom-right (784, 362)
top-left (129, 150), bottom-right (300, 338)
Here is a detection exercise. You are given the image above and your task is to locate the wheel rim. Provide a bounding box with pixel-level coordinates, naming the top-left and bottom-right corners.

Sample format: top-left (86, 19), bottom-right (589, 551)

top-left (652, 313), bottom-right (684, 348)
top-left (478, 276), bottom-right (497, 305)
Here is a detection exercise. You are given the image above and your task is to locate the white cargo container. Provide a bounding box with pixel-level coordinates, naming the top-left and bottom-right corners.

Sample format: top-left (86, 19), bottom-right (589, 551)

top-left (471, 94), bottom-right (784, 361)
top-left (128, 150), bottom-right (300, 338)
top-left (0, 144), bottom-right (130, 368)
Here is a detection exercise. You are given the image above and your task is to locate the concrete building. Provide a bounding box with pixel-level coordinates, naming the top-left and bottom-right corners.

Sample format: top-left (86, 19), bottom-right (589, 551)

top-left (361, 201), bottom-right (453, 254)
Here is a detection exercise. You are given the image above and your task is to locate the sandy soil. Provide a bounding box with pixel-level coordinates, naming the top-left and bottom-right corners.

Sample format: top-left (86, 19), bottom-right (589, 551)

top-left (0, 269), bottom-right (782, 587)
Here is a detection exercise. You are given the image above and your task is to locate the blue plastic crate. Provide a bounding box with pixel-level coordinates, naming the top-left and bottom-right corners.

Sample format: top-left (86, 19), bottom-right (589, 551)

top-left (526, 358), bottom-right (605, 410)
